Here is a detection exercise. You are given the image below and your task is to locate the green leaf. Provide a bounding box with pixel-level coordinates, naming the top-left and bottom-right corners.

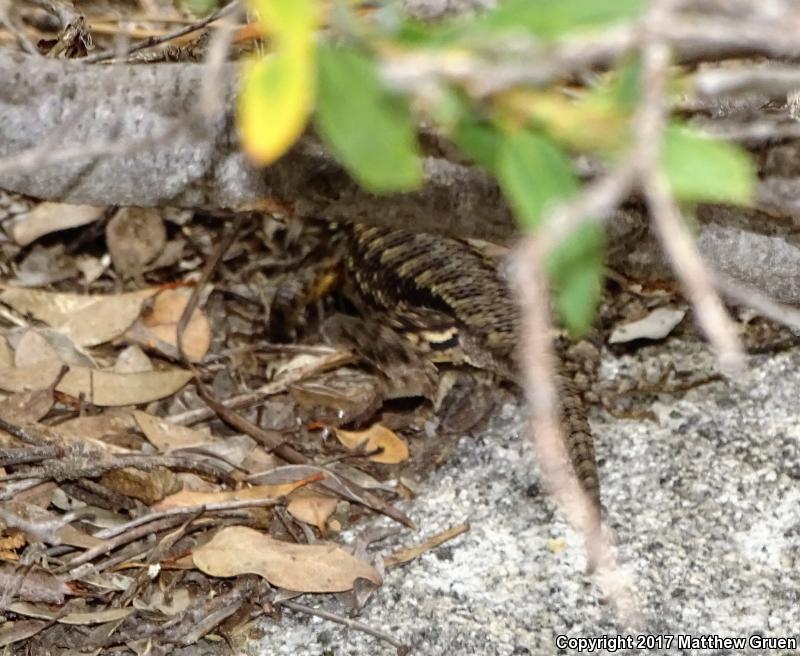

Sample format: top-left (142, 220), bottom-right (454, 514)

top-left (548, 224), bottom-right (604, 337)
top-left (590, 55), bottom-right (641, 115)
top-left (315, 45), bottom-right (422, 192)
top-left (497, 130), bottom-right (578, 230)
top-left (497, 129), bottom-right (603, 334)
top-left (477, 0), bottom-right (645, 38)
top-left (663, 125), bottom-right (755, 205)
top-left (183, 0), bottom-right (218, 15)
top-left (454, 118), bottom-right (501, 171)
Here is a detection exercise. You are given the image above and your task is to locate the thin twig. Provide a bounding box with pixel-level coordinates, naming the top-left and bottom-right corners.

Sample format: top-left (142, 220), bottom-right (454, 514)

top-left (384, 522), bottom-right (470, 569)
top-left (714, 272), bottom-right (800, 333)
top-left (176, 213), bottom-right (245, 363)
top-left (167, 350), bottom-right (355, 426)
top-left (81, 0), bottom-right (241, 64)
top-left (279, 599), bottom-right (410, 655)
top-left (695, 65), bottom-right (800, 100)
top-left (56, 514), bottom-right (189, 572)
top-left (94, 497), bottom-right (282, 540)
top-left (636, 4), bottom-right (744, 373)
top-left (510, 236), bottom-right (638, 623)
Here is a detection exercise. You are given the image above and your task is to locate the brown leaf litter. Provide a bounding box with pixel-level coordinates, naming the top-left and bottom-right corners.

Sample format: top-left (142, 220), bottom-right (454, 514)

top-left (0, 204), bottom-right (478, 654)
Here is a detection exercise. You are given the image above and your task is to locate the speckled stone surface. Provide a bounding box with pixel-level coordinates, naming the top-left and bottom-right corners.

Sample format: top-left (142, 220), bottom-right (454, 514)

top-left (250, 344), bottom-right (800, 655)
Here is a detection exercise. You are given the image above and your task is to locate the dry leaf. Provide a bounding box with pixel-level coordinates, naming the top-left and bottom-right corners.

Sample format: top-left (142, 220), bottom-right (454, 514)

top-left (0, 532), bottom-right (25, 560)
top-left (13, 330), bottom-right (61, 367)
top-left (335, 424), bottom-right (409, 464)
top-left (7, 602), bottom-right (133, 625)
top-left (55, 413), bottom-right (137, 450)
top-left (134, 410), bottom-right (213, 453)
top-left (100, 466), bottom-right (180, 505)
top-left (0, 336), bottom-right (12, 367)
top-left (0, 620), bottom-right (47, 648)
top-left (193, 526), bottom-right (381, 592)
top-left (9, 202), bottom-right (105, 247)
top-left (57, 524), bottom-right (105, 550)
top-left (132, 587), bottom-right (192, 616)
top-left (0, 360), bottom-right (62, 393)
top-left (153, 480), bottom-right (309, 511)
top-left (0, 389), bottom-right (54, 425)
top-left (287, 489), bottom-right (338, 533)
top-left (75, 255), bottom-right (108, 285)
top-left (113, 345), bottom-right (153, 374)
top-left (248, 464), bottom-right (412, 528)
top-left (0, 285), bottom-right (157, 347)
top-left (56, 367), bottom-right (193, 406)
top-left (0, 563), bottom-right (69, 604)
top-left (14, 329), bottom-right (92, 368)
top-left (106, 207), bottom-right (166, 278)
top-left (609, 307), bottom-right (687, 344)
top-left (126, 289), bottom-right (211, 362)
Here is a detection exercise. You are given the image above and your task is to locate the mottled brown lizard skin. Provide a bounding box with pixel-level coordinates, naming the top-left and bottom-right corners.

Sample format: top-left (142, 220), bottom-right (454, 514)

top-left (338, 222), bottom-right (602, 511)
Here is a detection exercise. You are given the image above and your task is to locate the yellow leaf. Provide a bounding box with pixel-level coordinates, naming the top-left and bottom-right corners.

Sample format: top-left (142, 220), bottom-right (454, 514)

top-left (240, 0), bottom-right (317, 164)
top-left (239, 52), bottom-right (315, 164)
top-left (335, 424), bottom-right (409, 464)
top-left (249, 0), bottom-right (316, 40)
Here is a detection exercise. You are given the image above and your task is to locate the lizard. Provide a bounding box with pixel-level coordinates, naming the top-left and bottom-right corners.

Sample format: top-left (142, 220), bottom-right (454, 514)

top-left (332, 221), bottom-right (603, 512)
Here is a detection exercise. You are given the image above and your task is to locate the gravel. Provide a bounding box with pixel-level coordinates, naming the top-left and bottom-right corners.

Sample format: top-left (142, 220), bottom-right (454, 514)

top-left (251, 343), bottom-right (800, 655)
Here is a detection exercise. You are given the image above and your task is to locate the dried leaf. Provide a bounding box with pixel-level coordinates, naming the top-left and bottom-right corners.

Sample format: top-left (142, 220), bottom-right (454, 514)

top-left (134, 410), bottom-right (213, 453)
top-left (56, 367), bottom-right (193, 406)
top-left (0, 360), bottom-right (62, 393)
top-left (335, 424), bottom-right (409, 464)
top-left (0, 336), bottom-right (12, 367)
top-left (57, 524), bottom-right (105, 550)
top-left (106, 207), bottom-right (166, 278)
top-left (609, 306), bottom-right (687, 344)
top-left (0, 532), bottom-right (26, 560)
top-left (8, 602), bottom-right (133, 624)
top-left (55, 413), bottom-right (137, 451)
top-left (12, 330), bottom-right (61, 367)
top-left (10, 244), bottom-right (77, 287)
top-left (14, 328), bottom-right (92, 368)
top-left (126, 289), bottom-right (211, 362)
top-left (249, 464), bottom-right (413, 528)
top-left (9, 202), bottom-right (105, 247)
top-left (193, 526), bottom-right (381, 592)
top-left (0, 389), bottom-right (53, 425)
top-left (0, 562), bottom-right (69, 604)
top-left (287, 489), bottom-right (338, 533)
top-left (153, 480), bottom-right (309, 511)
top-left (0, 620), bottom-right (47, 647)
top-left (113, 345), bottom-right (154, 374)
top-left (132, 587), bottom-right (192, 615)
top-left (0, 285), bottom-right (157, 347)
top-left (100, 466), bottom-right (180, 505)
